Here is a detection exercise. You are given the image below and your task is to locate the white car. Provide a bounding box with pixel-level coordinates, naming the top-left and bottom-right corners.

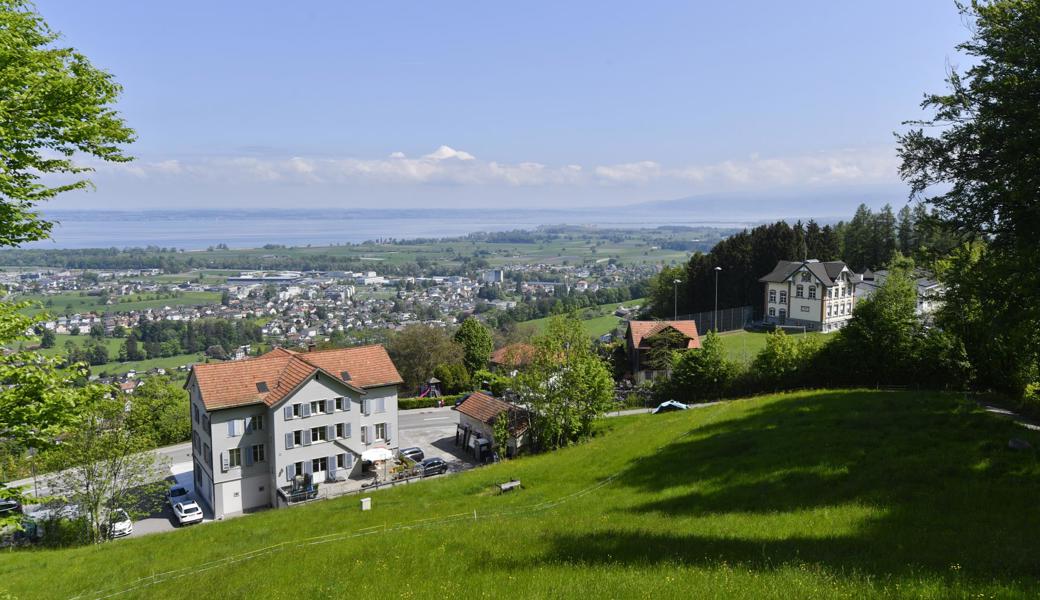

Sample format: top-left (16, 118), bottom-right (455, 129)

top-left (172, 500), bottom-right (204, 526)
top-left (108, 508), bottom-right (133, 538)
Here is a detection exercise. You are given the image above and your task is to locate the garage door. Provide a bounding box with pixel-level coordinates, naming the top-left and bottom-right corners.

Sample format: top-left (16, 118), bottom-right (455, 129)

top-left (240, 475), bottom-right (269, 511)
top-left (222, 479), bottom-right (243, 515)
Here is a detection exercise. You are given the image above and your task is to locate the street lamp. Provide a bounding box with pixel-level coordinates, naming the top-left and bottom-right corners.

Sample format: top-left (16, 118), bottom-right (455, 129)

top-left (713, 267), bottom-right (722, 332)
top-left (672, 279), bottom-right (681, 321)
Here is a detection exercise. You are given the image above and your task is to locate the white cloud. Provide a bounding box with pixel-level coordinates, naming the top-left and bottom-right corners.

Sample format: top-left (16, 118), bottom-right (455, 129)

top-left (90, 146), bottom-right (899, 191)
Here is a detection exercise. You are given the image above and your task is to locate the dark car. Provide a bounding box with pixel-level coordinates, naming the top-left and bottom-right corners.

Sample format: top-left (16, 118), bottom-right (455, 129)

top-left (399, 447), bottom-right (424, 462)
top-left (418, 457), bottom-right (449, 477)
top-left (0, 498), bottom-right (22, 517)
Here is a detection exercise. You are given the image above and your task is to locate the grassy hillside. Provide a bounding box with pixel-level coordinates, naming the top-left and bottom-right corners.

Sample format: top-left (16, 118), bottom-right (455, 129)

top-left (3, 390), bottom-right (1039, 598)
top-left (717, 329), bottom-right (826, 365)
top-left (17, 291), bottom-right (221, 316)
top-left (526, 297), bottom-right (644, 338)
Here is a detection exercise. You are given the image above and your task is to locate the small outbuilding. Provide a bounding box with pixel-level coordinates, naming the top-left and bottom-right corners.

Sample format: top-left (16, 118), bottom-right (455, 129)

top-left (455, 391), bottom-right (529, 461)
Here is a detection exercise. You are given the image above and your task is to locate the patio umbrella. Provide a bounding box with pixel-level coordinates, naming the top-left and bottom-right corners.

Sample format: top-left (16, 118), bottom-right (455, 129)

top-left (361, 447), bottom-right (394, 462)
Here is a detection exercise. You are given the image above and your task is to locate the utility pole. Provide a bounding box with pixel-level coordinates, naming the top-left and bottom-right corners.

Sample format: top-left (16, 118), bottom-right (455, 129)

top-left (713, 267), bottom-right (722, 332)
top-left (672, 279), bottom-right (681, 321)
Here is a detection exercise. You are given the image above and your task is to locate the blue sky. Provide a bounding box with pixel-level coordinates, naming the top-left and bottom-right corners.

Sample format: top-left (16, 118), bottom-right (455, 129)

top-left (38, 0), bottom-right (970, 212)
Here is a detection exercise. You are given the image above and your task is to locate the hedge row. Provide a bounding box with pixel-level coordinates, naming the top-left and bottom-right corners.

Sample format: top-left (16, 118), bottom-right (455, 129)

top-left (398, 393), bottom-right (467, 410)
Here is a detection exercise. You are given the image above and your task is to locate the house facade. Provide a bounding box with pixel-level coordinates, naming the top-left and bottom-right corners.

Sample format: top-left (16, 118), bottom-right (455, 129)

top-left (187, 345), bottom-right (402, 519)
top-left (624, 320), bottom-right (701, 382)
top-left (759, 259), bottom-right (857, 332)
top-left (455, 391), bottom-right (529, 461)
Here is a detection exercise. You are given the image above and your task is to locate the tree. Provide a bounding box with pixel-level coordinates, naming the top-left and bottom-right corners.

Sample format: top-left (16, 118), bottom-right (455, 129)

top-left (386, 324), bottom-right (464, 395)
top-left (43, 389), bottom-right (163, 544)
top-left (131, 377), bottom-right (191, 446)
top-left (897, 205), bottom-right (915, 255)
top-left (752, 329), bottom-right (821, 387)
top-left (663, 330), bottom-right (733, 403)
top-left (897, 0), bottom-right (1040, 394)
top-left (0, 0), bottom-right (135, 246)
top-left (453, 318), bottom-right (494, 374)
top-left (39, 327), bottom-right (56, 348)
top-left (88, 323), bottom-right (104, 339)
top-left (513, 316), bottom-right (614, 450)
top-left (433, 362), bottom-right (471, 395)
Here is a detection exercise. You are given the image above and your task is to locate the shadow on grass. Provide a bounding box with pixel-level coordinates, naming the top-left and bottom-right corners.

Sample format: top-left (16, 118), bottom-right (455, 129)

top-left (500, 391), bottom-right (1040, 584)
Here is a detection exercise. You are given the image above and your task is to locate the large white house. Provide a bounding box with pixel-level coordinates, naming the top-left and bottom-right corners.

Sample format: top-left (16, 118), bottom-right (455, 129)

top-left (759, 259), bottom-right (858, 332)
top-left (186, 345), bottom-right (402, 518)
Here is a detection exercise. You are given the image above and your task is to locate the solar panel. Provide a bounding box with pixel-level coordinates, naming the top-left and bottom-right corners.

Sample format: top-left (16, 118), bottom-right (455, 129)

top-left (256, 381), bottom-right (269, 393)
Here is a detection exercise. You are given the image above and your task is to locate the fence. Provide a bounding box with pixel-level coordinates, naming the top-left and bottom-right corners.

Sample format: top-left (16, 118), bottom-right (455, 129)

top-left (675, 305), bottom-right (753, 333)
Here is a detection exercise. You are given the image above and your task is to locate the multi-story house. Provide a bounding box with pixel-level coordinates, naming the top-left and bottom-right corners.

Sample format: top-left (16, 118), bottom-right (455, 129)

top-left (759, 259), bottom-right (857, 332)
top-left (186, 345), bottom-right (402, 519)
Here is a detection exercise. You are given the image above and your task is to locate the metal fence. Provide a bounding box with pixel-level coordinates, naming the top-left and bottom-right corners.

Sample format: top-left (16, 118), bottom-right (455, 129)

top-left (675, 305), bottom-right (753, 333)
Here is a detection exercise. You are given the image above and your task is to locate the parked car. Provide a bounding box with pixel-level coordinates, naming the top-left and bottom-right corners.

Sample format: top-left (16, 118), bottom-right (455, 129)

top-left (172, 501), bottom-right (203, 526)
top-left (108, 508), bottom-right (133, 538)
top-left (399, 447), bottom-right (424, 462)
top-left (418, 457), bottom-right (449, 477)
top-left (167, 485), bottom-right (190, 507)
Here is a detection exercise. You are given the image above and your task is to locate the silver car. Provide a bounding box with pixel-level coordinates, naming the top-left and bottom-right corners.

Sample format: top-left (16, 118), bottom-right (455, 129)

top-left (108, 508), bottom-right (133, 538)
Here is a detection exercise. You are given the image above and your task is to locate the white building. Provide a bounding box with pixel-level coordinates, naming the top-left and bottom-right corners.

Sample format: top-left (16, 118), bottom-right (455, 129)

top-left (759, 259), bottom-right (858, 333)
top-left (187, 345), bottom-right (402, 518)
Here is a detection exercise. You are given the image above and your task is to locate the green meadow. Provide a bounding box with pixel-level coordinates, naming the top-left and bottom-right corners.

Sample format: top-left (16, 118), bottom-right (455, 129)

top-left (2, 389), bottom-right (1038, 599)
top-left (16, 291), bottom-right (221, 316)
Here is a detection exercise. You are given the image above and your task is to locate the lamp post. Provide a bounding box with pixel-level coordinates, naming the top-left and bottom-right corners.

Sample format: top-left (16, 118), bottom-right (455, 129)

top-left (713, 267), bottom-right (722, 332)
top-left (672, 279), bottom-right (681, 321)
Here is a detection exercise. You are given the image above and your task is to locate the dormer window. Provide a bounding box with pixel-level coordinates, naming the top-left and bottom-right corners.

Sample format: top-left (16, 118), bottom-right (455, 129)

top-left (256, 381), bottom-right (269, 393)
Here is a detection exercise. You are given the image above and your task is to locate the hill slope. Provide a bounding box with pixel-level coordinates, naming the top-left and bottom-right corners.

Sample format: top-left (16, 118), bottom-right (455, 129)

top-left (3, 390), bottom-right (1039, 599)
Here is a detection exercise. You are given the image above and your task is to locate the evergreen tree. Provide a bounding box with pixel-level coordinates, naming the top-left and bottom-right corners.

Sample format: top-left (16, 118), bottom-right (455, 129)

top-left (897, 205), bottom-right (915, 255)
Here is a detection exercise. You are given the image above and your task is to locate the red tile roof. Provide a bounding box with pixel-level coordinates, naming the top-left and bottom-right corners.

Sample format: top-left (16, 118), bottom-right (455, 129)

top-left (626, 320), bottom-right (701, 350)
top-left (456, 391), bottom-right (529, 436)
top-left (490, 343), bottom-right (536, 367)
top-left (190, 345), bottom-right (402, 411)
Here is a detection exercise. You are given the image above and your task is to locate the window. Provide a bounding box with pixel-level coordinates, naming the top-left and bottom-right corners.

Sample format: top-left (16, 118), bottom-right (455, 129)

top-left (779, 291), bottom-right (787, 304)
top-left (292, 403), bottom-right (302, 418)
top-left (253, 415), bottom-right (264, 431)
top-left (203, 414), bottom-right (210, 432)
top-left (827, 305), bottom-right (832, 316)
top-left (310, 401), bottom-right (325, 415)
top-left (375, 398), bottom-right (386, 413)
top-left (375, 423), bottom-right (387, 441)
top-left (361, 426), bottom-right (368, 444)
top-left (312, 457), bottom-right (328, 473)
top-left (311, 427), bottom-right (327, 443)
top-left (779, 308), bottom-right (786, 319)
top-left (795, 285), bottom-right (804, 298)
top-left (336, 454), bottom-right (347, 469)
top-left (334, 397), bottom-right (344, 411)
top-left (336, 423), bottom-right (345, 438)
top-left (293, 461), bottom-right (304, 477)
top-left (203, 443), bottom-right (211, 466)
top-left (228, 448), bottom-right (242, 468)
top-left (808, 286), bottom-right (816, 299)
top-left (768, 290), bottom-right (776, 303)
top-left (192, 404), bottom-right (199, 423)
top-left (768, 307), bottom-right (776, 317)
top-left (252, 444), bottom-right (265, 463)
top-left (293, 430), bottom-right (302, 446)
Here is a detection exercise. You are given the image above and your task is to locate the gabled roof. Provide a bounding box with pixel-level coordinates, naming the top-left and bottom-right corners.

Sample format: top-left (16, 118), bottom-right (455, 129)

top-left (626, 320), bottom-right (701, 350)
top-left (490, 343), bottom-right (536, 367)
top-left (758, 260), bottom-right (850, 286)
top-left (456, 391), bottom-right (529, 436)
top-left (190, 345), bottom-right (402, 411)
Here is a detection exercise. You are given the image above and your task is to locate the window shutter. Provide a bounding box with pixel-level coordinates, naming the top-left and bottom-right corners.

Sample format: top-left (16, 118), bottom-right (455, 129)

top-left (326, 424), bottom-right (335, 441)
top-left (302, 403), bottom-right (311, 417)
top-left (304, 460), bottom-right (313, 474)
top-left (368, 425), bottom-right (374, 443)
top-left (227, 420), bottom-right (235, 437)
top-left (303, 430), bottom-right (312, 446)
top-left (327, 455), bottom-right (336, 479)
top-left (344, 398), bottom-right (350, 412)
top-left (386, 423), bottom-right (392, 442)
top-left (283, 405), bottom-right (292, 420)
top-left (245, 447), bottom-right (254, 466)
top-left (326, 398), bottom-right (334, 413)
top-left (378, 398), bottom-right (386, 413)
top-left (362, 399), bottom-right (369, 415)
top-left (345, 452), bottom-right (353, 468)
top-left (345, 423), bottom-right (351, 438)
top-left (286, 463), bottom-right (296, 481)
top-left (244, 417), bottom-right (253, 432)
top-left (285, 432), bottom-right (293, 450)
top-left (220, 451), bottom-right (229, 472)
top-left (361, 426), bottom-right (367, 444)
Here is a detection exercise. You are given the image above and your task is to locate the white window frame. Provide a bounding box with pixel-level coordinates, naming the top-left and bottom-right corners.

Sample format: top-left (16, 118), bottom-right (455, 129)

top-left (310, 401), bottom-right (325, 415)
top-left (292, 403), bottom-right (302, 418)
top-left (252, 444), bottom-right (265, 463)
top-left (768, 289), bottom-right (776, 303)
top-left (375, 422), bottom-right (387, 441)
top-left (795, 285), bottom-right (804, 298)
top-left (311, 426), bottom-right (327, 443)
top-left (311, 457), bottom-right (328, 473)
top-left (228, 448), bottom-right (242, 468)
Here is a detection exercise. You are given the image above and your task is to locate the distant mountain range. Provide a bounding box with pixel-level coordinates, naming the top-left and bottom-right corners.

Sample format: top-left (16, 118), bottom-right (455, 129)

top-left (633, 185), bottom-right (911, 224)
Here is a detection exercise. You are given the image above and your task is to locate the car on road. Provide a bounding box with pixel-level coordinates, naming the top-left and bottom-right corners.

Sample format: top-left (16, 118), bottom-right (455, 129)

top-left (418, 457), bottom-right (449, 477)
top-left (399, 447), bottom-right (424, 462)
top-left (108, 508), bottom-right (133, 538)
top-left (172, 501), bottom-right (204, 526)
top-left (167, 485), bottom-right (190, 507)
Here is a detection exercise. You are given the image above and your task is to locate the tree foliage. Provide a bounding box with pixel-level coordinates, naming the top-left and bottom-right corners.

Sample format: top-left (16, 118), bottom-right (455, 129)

top-left (0, 0), bottom-right (135, 245)
top-left (662, 331), bottom-right (733, 403)
top-left (453, 317), bottom-right (494, 374)
top-left (514, 316), bottom-right (614, 450)
top-left (386, 324), bottom-right (464, 395)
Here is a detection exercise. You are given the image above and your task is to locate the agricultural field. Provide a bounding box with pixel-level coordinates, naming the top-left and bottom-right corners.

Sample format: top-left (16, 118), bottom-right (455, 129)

top-left (3, 389), bottom-right (1037, 599)
top-left (10, 334), bottom-right (206, 378)
top-left (15, 291), bottom-right (221, 316)
top-left (527, 298), bottom-right (644, 338)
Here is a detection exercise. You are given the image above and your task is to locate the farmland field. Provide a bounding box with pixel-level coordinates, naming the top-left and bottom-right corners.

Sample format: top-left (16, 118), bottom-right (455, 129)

top-left (526, 297), bottom-right (644, 338)
top-left (2, 389), bottom-right (1038, 599)
top-left (15, 291), bottom-right (221, 316)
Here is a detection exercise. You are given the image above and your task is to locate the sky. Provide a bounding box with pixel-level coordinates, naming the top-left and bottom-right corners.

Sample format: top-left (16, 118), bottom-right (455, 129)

top-left (36, 1), bottom-right (971, 213)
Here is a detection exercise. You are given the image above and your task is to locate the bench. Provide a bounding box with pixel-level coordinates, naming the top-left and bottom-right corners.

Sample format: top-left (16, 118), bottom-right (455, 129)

top-left (498, 480), bottom-right (522, 494)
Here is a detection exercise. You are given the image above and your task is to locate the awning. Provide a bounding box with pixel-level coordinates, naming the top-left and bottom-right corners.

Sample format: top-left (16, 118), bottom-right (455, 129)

top-left (361, 448), bottom-right (394, 462)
